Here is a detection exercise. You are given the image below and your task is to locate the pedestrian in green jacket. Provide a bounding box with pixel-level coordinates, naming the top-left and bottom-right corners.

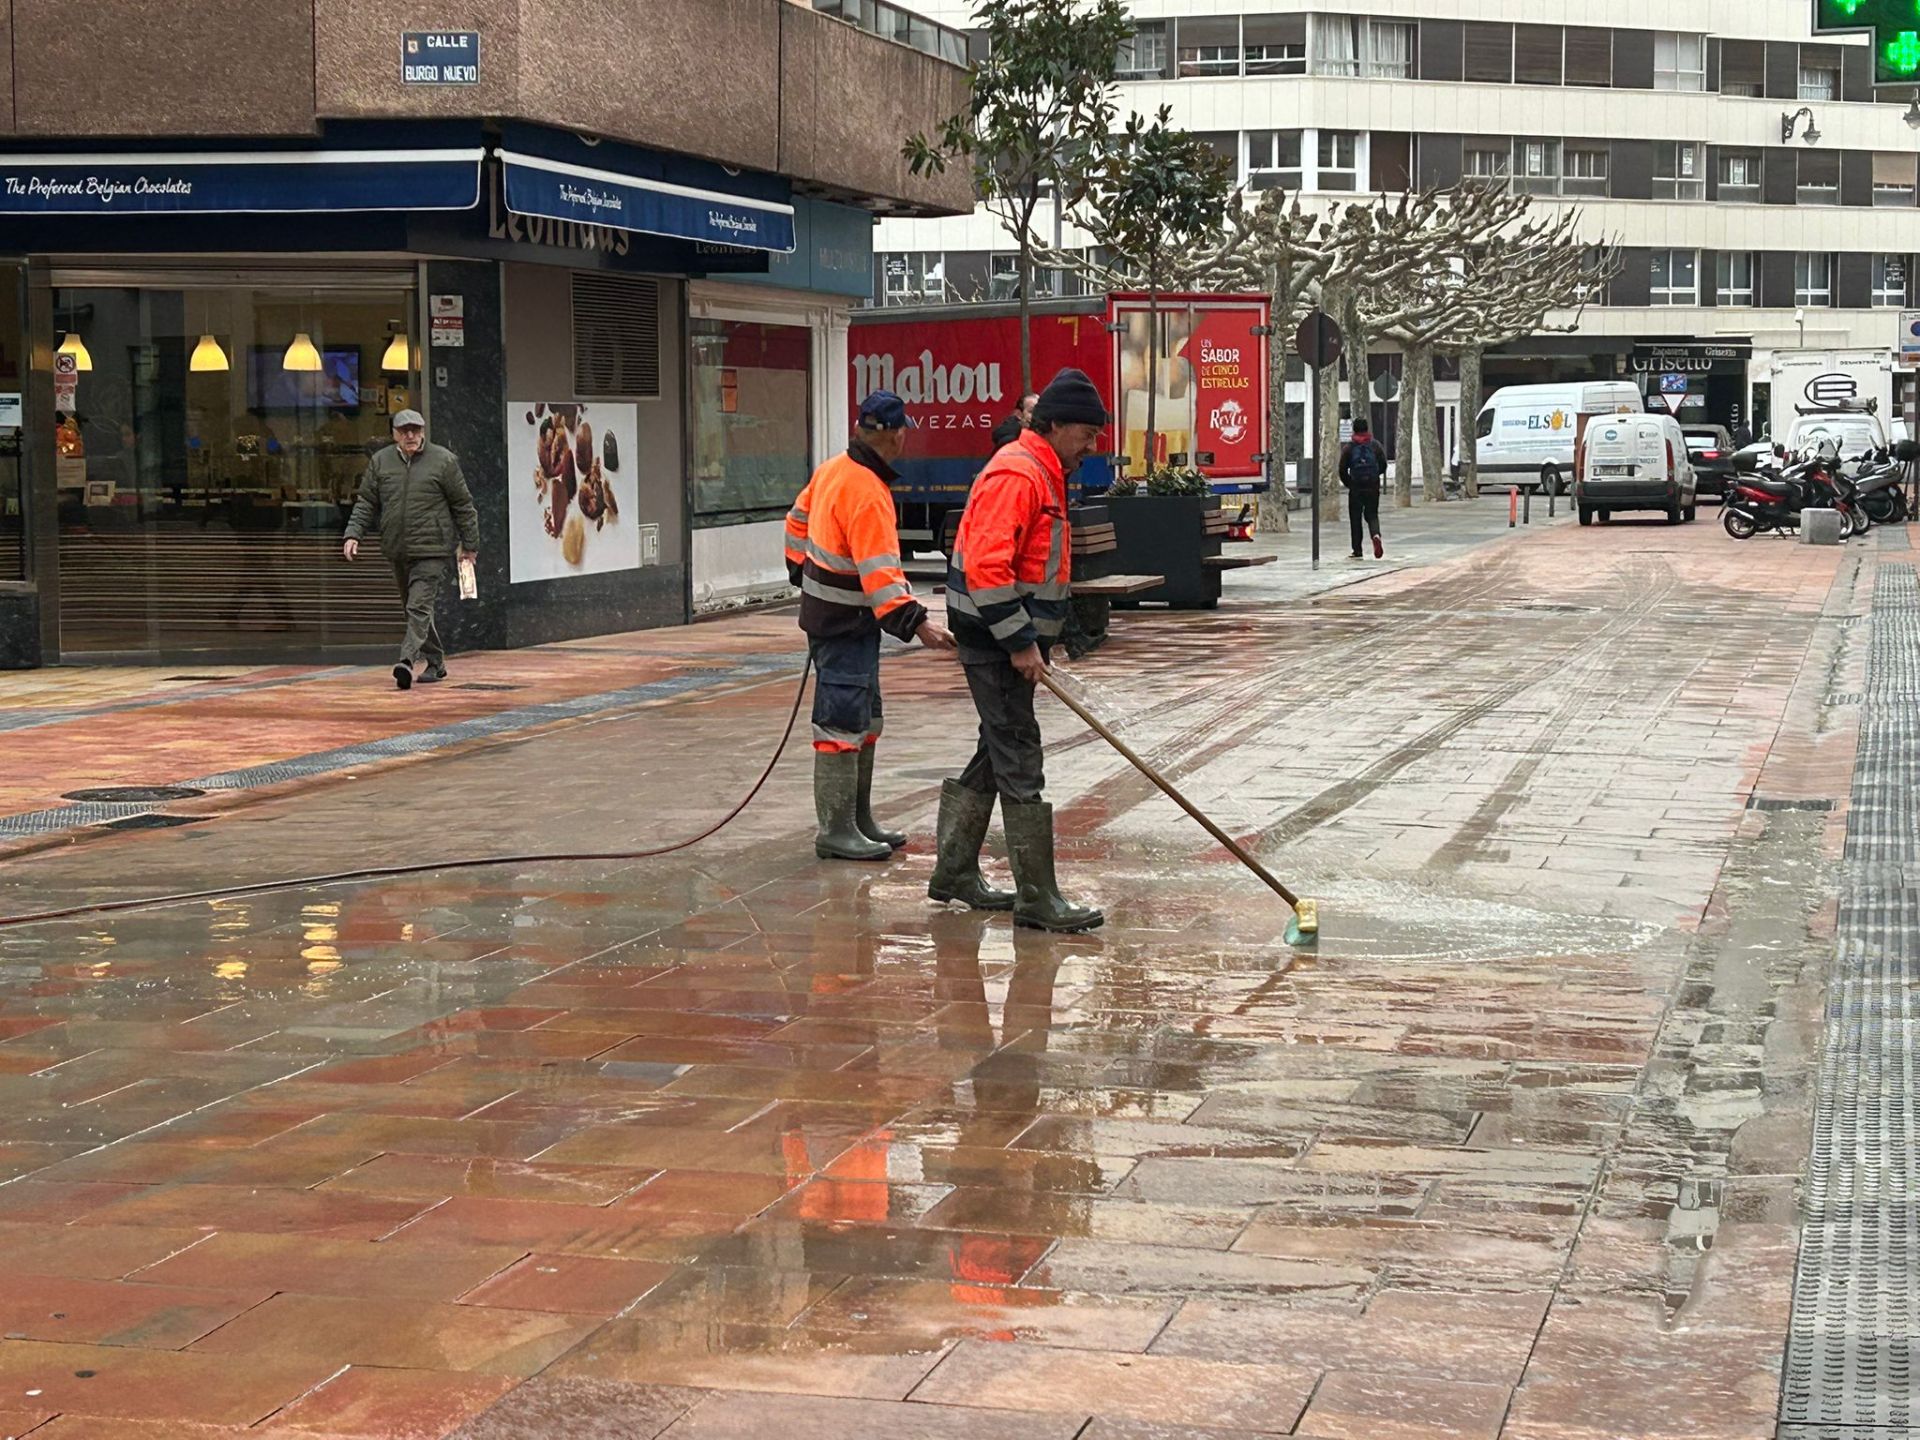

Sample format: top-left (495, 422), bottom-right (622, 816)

top-left (342, 409), bottom-right (480, 691)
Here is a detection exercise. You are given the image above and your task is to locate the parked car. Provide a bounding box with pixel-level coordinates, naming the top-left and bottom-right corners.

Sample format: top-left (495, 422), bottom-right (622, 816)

top-left (1577, 413), bottom-right (1698, 526)
top-left (1682, 424), bottom-right (1736, 499)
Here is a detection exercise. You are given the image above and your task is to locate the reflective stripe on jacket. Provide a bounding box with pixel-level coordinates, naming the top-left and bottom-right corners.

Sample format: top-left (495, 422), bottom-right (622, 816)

top-left (786, 441), bottom-right (929, 642)
top-left (947, 429), bottom-right (1071, 656)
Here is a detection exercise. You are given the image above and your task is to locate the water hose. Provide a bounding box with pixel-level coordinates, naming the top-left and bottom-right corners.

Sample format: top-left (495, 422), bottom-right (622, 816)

top-left (0, 658), bottom-right (815, 931)
top-left (1039, 670), bottom-right (1319, 947)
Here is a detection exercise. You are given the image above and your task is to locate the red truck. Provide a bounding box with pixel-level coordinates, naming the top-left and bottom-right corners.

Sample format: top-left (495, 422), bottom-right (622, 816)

top-left (849, 291), bottom-right (1271, 555)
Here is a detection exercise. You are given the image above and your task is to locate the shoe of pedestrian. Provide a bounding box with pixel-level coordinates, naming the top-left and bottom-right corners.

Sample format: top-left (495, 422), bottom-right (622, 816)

top-left (1373, 534), bottom-right (1384, 559)
top-left (854, 745), bottom-right (907, 850)
top-left (1003, 799), bottom-right (1104, 932)
top-left (418, 662), bottom-right (448, 684)
top-left (1349, 551), bottom-right (1363, 560)
top-left (814, 751), bottom-right (894, 862)
top-left (392, 661), bottom-right (414, 691)
top-left (927, 779), bottom-right (1016, 912)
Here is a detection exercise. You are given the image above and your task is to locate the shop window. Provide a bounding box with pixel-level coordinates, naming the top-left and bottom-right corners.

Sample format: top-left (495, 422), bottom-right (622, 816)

top-left (1649, 249), bottom-right (1699, 305)
top-left (0, 267), bottom-right (21, 583)
top-left (573, 273), bottom-right (660, 399)
top-left (1873, 254), bottom-right (1908, 307)
top-left (1795, 252), bottom-right (1833, 307)
top-left (1247, 129), bottom-right (1303, 191)
top-left (1718, 151), bottom-right (1761, 203)
top-left (1654, 33), bottom-right (1706, 91)
top-left (1716, 252), bottom-right (1757, 306)
top-left (1653, 142), bottom-right (1704, 200)
top-left (49, 278), bottom-right (417, 656)
top-left (690, 318), bottom-right (812, 527)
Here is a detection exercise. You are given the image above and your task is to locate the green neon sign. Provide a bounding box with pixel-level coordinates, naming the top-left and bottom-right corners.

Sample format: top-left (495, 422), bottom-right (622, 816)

top-left (1813, 0), bottom-right (1920, 84)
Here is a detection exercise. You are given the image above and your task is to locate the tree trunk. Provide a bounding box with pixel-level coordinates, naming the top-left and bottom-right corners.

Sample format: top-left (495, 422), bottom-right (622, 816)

top-left (1407, 343), bottom-right (1440, 502)
top-left (1459, 346), bottom-right (1483, 499)
top-left (1016, 243), bottom-right (1034, 396)
top-left (1259, 255), bottom-right (1292, 533)
top-left (1339, 288), bottom-right (1377, 506)
top-left (1317, 349), bottom-right (1343, 524)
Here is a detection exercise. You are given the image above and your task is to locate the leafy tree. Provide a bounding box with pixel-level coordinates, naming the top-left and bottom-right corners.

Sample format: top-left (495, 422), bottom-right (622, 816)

top-left (904, 0), bottom-right (1133, 392)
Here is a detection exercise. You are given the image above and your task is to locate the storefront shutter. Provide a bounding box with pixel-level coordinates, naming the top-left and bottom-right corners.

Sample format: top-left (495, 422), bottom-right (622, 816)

top-left (573, 273), bottom-right (661, 399)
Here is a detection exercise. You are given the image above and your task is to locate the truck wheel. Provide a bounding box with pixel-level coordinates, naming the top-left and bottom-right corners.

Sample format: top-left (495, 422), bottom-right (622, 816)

top-left (1579, 505), bottom-right (1593, 526)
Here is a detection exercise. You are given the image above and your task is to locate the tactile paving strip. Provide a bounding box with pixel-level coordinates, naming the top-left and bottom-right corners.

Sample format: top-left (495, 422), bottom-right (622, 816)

top-left (1781, 564), bottom-right (1920, 1434)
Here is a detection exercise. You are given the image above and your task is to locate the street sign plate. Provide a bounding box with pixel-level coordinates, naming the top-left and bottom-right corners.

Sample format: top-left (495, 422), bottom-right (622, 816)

top-left (1294, 309), bottom-right (1343, 370)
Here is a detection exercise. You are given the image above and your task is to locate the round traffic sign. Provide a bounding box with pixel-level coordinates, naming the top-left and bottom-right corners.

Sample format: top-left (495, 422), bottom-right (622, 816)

top-left (1293, 309), bottom-right (1343, 370)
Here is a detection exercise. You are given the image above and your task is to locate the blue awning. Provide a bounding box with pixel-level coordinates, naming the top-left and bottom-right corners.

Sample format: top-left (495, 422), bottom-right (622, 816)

top-left (499, 149), bottom-right (796, 254)
top-left (0, 146), bottom-right (485, 216)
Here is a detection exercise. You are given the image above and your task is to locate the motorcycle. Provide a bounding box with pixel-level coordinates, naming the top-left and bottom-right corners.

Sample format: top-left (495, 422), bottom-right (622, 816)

top-left (1722, 439), bottom-right (1868, 541)
top-left (1854, 439), bottom-right (1920, 524)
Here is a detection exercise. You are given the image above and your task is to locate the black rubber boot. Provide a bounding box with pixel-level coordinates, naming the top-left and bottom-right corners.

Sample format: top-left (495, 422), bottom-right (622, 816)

top-left (815, 751), bottom-right (894, 862)
top-left (1003, 799), bottom-right (1104, 932)
top-left (855, 745), bottom-right (907, 851)
top-left (927, 780), bottom-right (1016, 911)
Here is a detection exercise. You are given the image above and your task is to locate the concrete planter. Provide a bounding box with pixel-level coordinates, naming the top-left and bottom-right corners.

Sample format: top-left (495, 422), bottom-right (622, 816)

top-left (1106, 494), bottom-right (1225, 609)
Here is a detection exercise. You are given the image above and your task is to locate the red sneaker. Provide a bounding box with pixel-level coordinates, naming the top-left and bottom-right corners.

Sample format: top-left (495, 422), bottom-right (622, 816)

top-left (1372, 534), bottom-right (1384, 559)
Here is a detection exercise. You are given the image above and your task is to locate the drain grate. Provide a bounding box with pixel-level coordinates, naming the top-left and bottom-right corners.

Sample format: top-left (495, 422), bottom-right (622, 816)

top-left (1748, 797), bottom-right (1838, 812)
top-left (1781, 563), bottom-right (1920, 1435)
top-left (95, 813), bottom-right (202, 831)
top-left (452, 683), bottom-right (523, 692)
top-left (60, 785), bottom-right (206, 803)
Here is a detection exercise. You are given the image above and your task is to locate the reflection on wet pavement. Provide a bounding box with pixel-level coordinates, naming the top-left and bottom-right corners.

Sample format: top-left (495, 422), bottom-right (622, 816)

top-left (0, 519), bottom-right (1864, 1436)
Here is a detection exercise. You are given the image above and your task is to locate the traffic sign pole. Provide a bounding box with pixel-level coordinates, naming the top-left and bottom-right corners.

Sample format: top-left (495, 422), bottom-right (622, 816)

top-left (1293, 309), bottom-right (1346, 573)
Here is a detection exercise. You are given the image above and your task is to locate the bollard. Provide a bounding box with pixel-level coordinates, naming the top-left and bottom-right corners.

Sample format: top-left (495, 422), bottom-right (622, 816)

top-left (1800, 508), bottom-right (1844, 546)
top-left (1509, 488), bottom-right (1518, 528)
top-left (1522, 486), bottom-right (1532, 525)
top-left (1548, 481), bottom-right (1557, 518)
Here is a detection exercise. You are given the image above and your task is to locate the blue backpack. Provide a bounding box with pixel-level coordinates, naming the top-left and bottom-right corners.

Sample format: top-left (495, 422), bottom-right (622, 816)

top-left (1346, 439), bottom-right (1382, 486)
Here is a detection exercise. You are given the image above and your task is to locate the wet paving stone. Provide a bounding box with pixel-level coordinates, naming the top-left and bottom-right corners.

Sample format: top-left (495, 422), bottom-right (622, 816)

top-left (0, 512), bottom-right (1879, 1435)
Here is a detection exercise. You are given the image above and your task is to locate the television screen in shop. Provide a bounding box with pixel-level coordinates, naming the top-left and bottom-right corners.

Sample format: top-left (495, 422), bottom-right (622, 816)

top-left (247, 345), bottom-right (362, 414)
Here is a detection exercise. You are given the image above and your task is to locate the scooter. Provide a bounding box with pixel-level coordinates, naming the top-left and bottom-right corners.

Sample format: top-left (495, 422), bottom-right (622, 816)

top-left (1723, 440), bottom-right (1866, 540)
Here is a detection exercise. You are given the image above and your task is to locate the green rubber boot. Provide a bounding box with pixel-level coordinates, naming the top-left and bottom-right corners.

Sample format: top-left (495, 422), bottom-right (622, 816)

top-left (927, 780), bottom-right (1016, 911)
top-left (1003, 799), bottom-right (1104, 932)
top-left (855, 745), bottom-right (907, 851)
top-left (815, 751), bottom-right (893, 862)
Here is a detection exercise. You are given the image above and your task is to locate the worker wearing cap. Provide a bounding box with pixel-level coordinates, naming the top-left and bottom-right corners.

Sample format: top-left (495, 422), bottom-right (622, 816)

top-left (785, 391), bottom-right (955, 862)
top-left (343, 409), bottom-right (479, 691)
top-left (933, 368), bottom-right (1106, 932)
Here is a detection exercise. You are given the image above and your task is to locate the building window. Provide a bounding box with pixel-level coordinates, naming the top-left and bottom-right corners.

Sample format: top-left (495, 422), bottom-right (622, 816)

top-left (1720, 39), bottom-right (1763, 96)
top-left (1464, 145), bottom-right (1511, 183)
top-left (1873, 254), bottom-right (1908, 307)
top-left (1317, 130), bottom-right (1360, 191)
top-left (1561, 145), bottom-right (1610, 198)
top-left (1564, 27), bottom-right (1613, 86)
top-left (1513, 138), bottom-right (1561, 196)
top-left (690, 318), bottom-right (812, 527)
top-left (1716, 252), bottom-right (1757, 306)
top-left (1798, 61), bottom-right (1840, 101)
top-left (1649, 249), bottom-right (1699, 306)
top-left (1797, 151), bottom-right (1840, 206)
top-left (1115, 22), bottom-right (1167, 79)
top-left (1247, 129), bottom-right (1303, 191)
top-left (1179, 43), bottom-right (1240, 77)
top-left (1874, 153), bottom-right (1917, 207)
top-left (989, 254), bottom-right (1020, 301)
top-left (1795, 252), bottom-right (1833, 307)
top-left (1654, 33), bottom-right (1706, 91)
top-left (1653, 142), bottom-right (1704, 200)
top-left (1718, 151), bottom-right (1761, 204)
top-left (882, 253), bottom-right (946, 306)
top-left (1311, 17), bottom-right (1412, 79)
top-left (1244, 41), bottom-right (1305, 74)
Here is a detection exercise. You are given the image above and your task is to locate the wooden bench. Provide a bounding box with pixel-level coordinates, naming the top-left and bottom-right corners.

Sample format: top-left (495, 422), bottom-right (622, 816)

top-left (1073, 573), bottom-right (1166, 596)
top-left (1202, 554), bottom-right (1277, 571)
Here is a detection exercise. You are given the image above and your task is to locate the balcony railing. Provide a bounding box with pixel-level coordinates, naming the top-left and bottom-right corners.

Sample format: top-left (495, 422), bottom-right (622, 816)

top-left (812, 0), bottom-right (968, 66)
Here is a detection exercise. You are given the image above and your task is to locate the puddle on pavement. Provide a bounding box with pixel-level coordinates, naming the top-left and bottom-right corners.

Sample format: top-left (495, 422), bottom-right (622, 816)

top-left (1303, 879), bottom-right (1666, 963)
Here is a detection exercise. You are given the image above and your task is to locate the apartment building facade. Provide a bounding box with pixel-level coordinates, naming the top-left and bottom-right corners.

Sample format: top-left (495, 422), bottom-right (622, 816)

top-left (874, 1), bottom-right (1920, 467)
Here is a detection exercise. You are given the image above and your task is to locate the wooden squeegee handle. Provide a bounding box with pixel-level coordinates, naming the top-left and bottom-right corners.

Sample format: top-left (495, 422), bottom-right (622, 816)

top-left (1038, 671), bottom-right (1301, 911)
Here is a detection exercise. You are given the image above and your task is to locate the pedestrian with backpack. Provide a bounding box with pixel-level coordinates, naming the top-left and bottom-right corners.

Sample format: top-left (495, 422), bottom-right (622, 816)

top-left (1341, 416), bottom-right (1388, 560)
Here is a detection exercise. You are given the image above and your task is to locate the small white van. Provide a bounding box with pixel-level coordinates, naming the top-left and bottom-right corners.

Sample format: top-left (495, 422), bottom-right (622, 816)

top-left (1469, 382), bottom-right (1644, 493)
top-left (1576, 413), bottom-right (1698, 526)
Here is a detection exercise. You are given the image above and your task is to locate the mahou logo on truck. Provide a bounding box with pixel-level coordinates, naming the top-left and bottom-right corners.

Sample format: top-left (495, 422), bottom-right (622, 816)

top-left (852, 350), bottom-right (1005, 408)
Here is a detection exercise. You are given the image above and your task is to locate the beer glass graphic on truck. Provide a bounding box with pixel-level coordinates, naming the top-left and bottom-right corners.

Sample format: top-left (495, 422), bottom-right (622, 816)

top-left (1118, 308), bottom-right (1194, 474)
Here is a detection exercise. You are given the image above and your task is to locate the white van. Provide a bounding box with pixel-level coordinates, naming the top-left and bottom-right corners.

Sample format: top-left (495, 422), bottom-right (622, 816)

top-left (1469, 382), bottom-right (1644, 493)
top-left (1576, 413), bottom-right (1698, 526)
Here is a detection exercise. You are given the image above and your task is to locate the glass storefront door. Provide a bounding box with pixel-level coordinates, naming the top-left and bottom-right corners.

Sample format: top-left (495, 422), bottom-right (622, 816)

top-left (0, 266), bottom-right (24, 583)
top-left (48, 274), bottom-right (419, 657)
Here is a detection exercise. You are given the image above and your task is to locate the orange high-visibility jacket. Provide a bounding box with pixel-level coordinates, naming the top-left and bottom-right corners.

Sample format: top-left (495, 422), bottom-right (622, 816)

top-left (947, 429), bottom-right (1071, 656)
top-left (785, 442), bottom-right (928, 642)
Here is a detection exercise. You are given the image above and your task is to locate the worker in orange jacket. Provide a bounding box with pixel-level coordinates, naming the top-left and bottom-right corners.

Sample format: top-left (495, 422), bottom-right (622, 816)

top-left (932, 368), bottom-right (1107, 932)
top-left (785, 391), bottom-right (954, 861)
